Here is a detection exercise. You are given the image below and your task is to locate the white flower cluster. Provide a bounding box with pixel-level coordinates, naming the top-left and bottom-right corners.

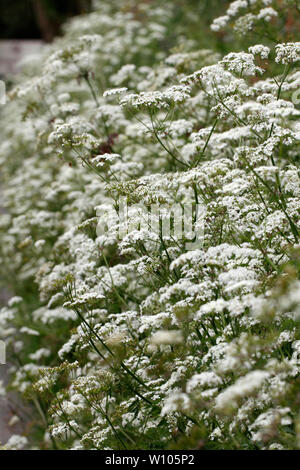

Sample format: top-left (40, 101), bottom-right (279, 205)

top-left (275, 43), bottom-right (300, 64)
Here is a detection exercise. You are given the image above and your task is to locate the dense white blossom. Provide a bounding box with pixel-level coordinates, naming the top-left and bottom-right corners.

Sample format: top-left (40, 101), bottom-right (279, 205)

top-left (1, 0), bottom-right (300, 452)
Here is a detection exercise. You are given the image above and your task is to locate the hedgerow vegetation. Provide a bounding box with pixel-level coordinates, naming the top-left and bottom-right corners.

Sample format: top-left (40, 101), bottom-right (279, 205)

top-left (1, 0), bottom-right (300, 450)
